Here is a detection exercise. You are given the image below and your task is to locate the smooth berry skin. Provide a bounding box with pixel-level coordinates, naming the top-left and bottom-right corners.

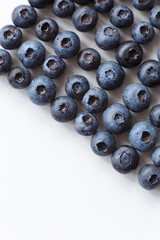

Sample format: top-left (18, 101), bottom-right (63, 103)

top-left (73, 0), bottom-right (92, 5)
top-left (138, 164), bottom-right (160, 190)
top-left (52, 0), bottom-right (75, 18)
top-left (77, 48), bottom-right (101, 71)
top-left (91, 130), bottom-right (116, 157)
top-left (96, 61), bottom-right (125, 91)
top-left (115, 40), bottom-right (143, 68)
top-left (53, 31), bottom-right (80, 59)
top-left (12, 5), bottom-right (37, 29)
top-left (123, 83), bottom-right (151, 113)
top-left (111, 145), bottom-right (139, 174)
top-left (92, 0), bottom-right (114, 13)
top-left (42, 55), bottom-right (65, 79)
top-left (158, 48), bottom-right (160, 62)
top-left (8, 65), bottom-right (31, 89)
top-left (152, 146), bottom-right (160, 167)
top-left (82, 87), bottom-right (108, 114)
top-left (149, 105), bottom-right (160, 128)
top-left (18, 40), bottom-right (45, 69)
top-left (65, 75), bottom-right (90, 101)
top-left (0, 25), bottom-right (22, 50)
top-left (132, 0), bottom-right (155, 11)
top-left (50, 96), bottom-right (78, 122)
top-left (35, 18), bottom-right (59, 42)
top-left (72, 6), bottom-right (98, 32)
top-left (138, 60), bottom-right (160, 87)
top-left (28, 76), bottom-right (56, 106)
top-left (95, 25), bottom-right (120, 50)
top-left (149, 6), bottom-right (160, 30)
top-left (0, 49), bottom-right (12, 75)
top-left (129, 121), bottom-right (157, 152)
top-left (131, 21), bottom-right (155, 45)
top-left (110, 5), bottom-right (134, 28)
top-left (28, 0), bottom-right (53, 8)
top-left (102, 103), bottom-right (132, 134)
top-left (74, 112), bottom-right (98, 136)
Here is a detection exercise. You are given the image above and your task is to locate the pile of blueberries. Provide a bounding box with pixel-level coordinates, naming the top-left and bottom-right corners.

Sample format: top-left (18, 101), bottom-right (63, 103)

top-left (1, 0), bottom-right (160, 190)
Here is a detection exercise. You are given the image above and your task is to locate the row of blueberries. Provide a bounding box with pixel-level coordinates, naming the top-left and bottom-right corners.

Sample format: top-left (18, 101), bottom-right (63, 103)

top-left (0, 0), bottom-right (160, 191)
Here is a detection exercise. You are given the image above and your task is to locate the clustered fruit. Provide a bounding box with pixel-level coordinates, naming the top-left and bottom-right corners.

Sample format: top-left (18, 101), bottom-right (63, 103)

top-left (1, 0), bottom-right (160, 190)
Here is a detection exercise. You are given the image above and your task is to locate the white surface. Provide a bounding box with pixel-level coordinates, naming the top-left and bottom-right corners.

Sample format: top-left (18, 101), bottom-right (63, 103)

top-left (0, 0), bottom-right (160, 239)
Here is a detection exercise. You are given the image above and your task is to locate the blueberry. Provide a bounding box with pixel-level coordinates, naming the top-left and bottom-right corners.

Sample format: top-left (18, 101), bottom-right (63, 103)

top-left (0, 25), bottom-right (22, 50)
top-left (123, 83), bottom-right (151, 112)
top-left (149, 105), bottom-right (160, 128)
top-left (35, 18), bottom-right (59, 42)
top-left (82, 87), bottom-right (108, 113)
top-left (50, 96), bottom-right (77, 122)
top-left (157, 48), bottom-right (160, 61)
top-left (65, 75), bottom-right (90, 100)
top-left (132, 0), bottom-right (155, 11)
top-left (8, 65), bottom-right (31, 89)
top-left (138, 164), bottom-right (160, 190)
top-left (96, 61), bottom-right (125, 90)
top-left (129, 121), bottom-right (157, 152)
top-left (149, 6), bottom-right (160, 30)
top-left (95, 24), bottom-right (120, 50)
top-left (74, 112), bottom-right (98, 136)
top-left (77, 48), bottom-right (101, 71)
top-left (52, 0), bottom-right (75, 18)
top-left (28, 0), bottom-right (52, 8)
top-left (18, 40), bottom-right (45, 68)
top-left (42, 55), bottom-right (65, 79)
top-left (138, 60), bottom-right (160, 87)
top-left (12, 5), bottom-right (37, 28)
top-left (73, 0), bottom-right (92, 5)
top-left (0, 49), bottom-right (12, 75)
top-left (53, 31), bottom-right (80, 59)
top-left (110, 4), bottom-right (134, 28)
top-left (102, 103), bottom-right (132, 134)
top-left (115, 40), bottom-right (143, 68)
top-left (111, 145), bottom-right (139, 174)
top-left (152, 146), bottom-right (160, 167)
top-left (28, 76), bottom-right (56, 105)
top-left (72, 6), bottom-right (98, 32)
top-left (90, 130), bottom-right (116, 156)
top-left (92, 0), bottom-right (114, 13)
top-left (131, 21), bottom-right (155, 45)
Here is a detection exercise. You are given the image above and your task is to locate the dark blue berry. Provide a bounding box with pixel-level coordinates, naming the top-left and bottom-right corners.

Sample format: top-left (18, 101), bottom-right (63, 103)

top-left (28, 76), bottom-right (56, 105)
top-left (52, 0), bottom-right (75, 18)
top-left (18, 40), bottom-right (45, 68)
top-left (28, 0), bottom-right (53, 8)
top-left (102, 103), bottom-right (132, 134)
top-left (95, 24), bottom-right (120, 50)
top-left (93, 0), bottom-right (114, 13)
top-left (149, 105), bottom-right (160, 128)
top-left (8, 65), bottom-right (31, 89)
top-left (91, 130), bottom-right (116, 156)
top-left (12, 5), bottom-right (37, 28)
top-left (157, 48), bottom-right (160, 61)
top-left (96, 61), bottom-right (125, 90)
top-left (0, 25), bottom-right (22, 50)
top-left (110, 4), bottom-right (134, 28)
top-left (74, 112), bottom-right (98, 136)
top-left (35, 18), bottom-right (59, 42)
top-left (131, 21), bottom-right (155, 45)
top-left (115, 40), bottom-right (143, 68)
top-left (0, 49), bottom-right (12, 75)
top-left (129, 121), bottom-right (157, 152)
top-left (50, 96), bottom-right (78, 122)
top-left (53, 31), bottom-right (80, 59)
top-left (132, 0), bottom-right (155, 11)
top-left (149, 6), bottom-right (160, 29)
top-left (77, 48), bottom-right (101, 71)
top-left (72, 6), bottom-right (98, 32)
top-left (152, 146), bottom-right (160, 167)
top-left (111, 145), bottom-right (139, 174)
top-left (82, 87), bottom-right (108, 113)
top-left (123, 83), bottom-right (151, 112)
top-left (65, 75), bottom-right (90, 100)
top-left (138, 164), bottom-right (160, 190)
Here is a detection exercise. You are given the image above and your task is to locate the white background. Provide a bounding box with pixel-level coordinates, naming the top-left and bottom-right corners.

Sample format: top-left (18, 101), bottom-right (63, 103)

top-left (0, 0), bottom-right (160, 239)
